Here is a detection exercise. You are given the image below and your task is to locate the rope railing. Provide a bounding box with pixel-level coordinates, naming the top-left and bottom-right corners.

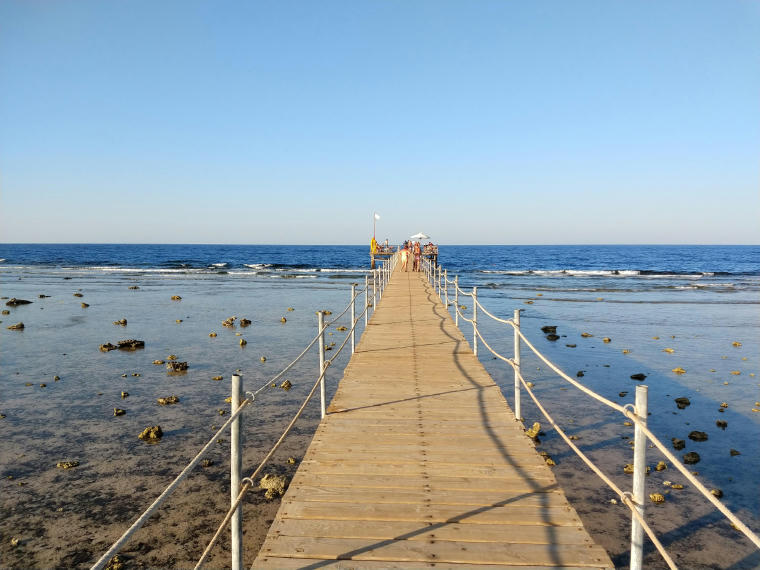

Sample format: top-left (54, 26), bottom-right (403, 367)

top-left (91, 255), bottom-right (396, 570)
top-left (424, 258), bottom-right (760, 570)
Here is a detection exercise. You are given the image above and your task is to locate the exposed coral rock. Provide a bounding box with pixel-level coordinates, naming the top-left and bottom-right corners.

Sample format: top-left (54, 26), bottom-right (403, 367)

top-left (280, 380), bottom-right (292, 391)
top-left (259, 473), bottom-right (288, 499)
top-left (166, 361), bottom-right (188, 372)
top-left (7, 322), bottom-right (24, 330)
top-left (688, 431), bottom-right (708, 442)
top-left (138, 425), bottom-right (163, 441)
top-left (56, 460), bottom-right (80, 469)
top-left (117, 339), bottom-right (145, 350)
top-left (81, 302), bottom-right (89, 308)
top-left (113, 318), bottom-right (127, 326)
top-left (157, 395), bottom-right (179, 405)
top-left (672, 438), bottom-right (686, 450)
top-left (649, 493), bottom-right (665, 503)
top-left (6, 298), bottom-right (32, 306)
top-left (240, 318), bottom-right (251, 327)
top-left (525, 422), bottom-right (541, 439)
top-left (630, 373), bottom-right (647, 381)
top-left (171, 295), bottom-right (182, 301)
top-left (113, 408), bottom-right (126, 416)
top-left (100, 343), bottom-right (118, 352)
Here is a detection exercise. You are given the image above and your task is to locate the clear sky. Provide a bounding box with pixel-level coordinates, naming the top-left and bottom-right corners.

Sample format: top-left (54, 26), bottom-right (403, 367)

top-left (1, 1), bottom-right (758, 245)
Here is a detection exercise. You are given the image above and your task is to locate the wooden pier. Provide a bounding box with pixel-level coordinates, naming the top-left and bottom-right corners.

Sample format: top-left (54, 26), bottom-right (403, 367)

top-left (253, 268), bottom-right (613, 568)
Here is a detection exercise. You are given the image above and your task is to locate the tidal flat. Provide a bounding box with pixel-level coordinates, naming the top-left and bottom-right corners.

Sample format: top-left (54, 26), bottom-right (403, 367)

top-left (1, 256), bottom-right (759, 568)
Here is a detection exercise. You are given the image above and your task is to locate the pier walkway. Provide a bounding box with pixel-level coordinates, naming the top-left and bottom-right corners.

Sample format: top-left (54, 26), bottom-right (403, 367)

top-left (253, 269), bottom-right (613, 568)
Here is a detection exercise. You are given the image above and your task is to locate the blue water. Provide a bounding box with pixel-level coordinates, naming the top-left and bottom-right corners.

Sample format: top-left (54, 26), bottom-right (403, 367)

top-left (1, 243), bottom-right (759, 568)
top-left (1, 242), bottom-right (757, 276)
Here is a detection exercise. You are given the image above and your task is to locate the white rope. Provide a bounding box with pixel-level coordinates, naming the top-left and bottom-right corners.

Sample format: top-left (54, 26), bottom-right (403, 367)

top-left (458, 269), bottom-right (760, 556)
top-left (325, 287), bottom-right (364, 327)
top-left (515, 370), bottom-right (678, 569)
top-left (90, 398), bottom-right (252, 570)
top-left (474, 295), bottom-right (514, 325)
top-left (622, 410), bottom-right (760, 549)
top-left (195, 363), bottom-right (331, 568)
top-left (514, 327), bottom-right (627, 414)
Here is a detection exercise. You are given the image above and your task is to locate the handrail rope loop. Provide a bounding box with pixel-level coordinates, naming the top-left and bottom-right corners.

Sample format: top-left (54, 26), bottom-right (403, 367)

top-left (515, 371), bottom-right (678, 569)
top-left (90, 397), bottom-right (253, 570)
top-left (195, 364), bottom-right (332, 568)
top-left (452, 266), bottom-right (760, 554)
top-left (93, 279), bottom-right (373, 570)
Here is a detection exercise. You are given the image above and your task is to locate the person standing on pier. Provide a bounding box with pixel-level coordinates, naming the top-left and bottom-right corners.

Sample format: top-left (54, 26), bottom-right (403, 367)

top-left (413, 241), bottom-right (421, 272)
top-left (400, 244), bottom-right (409, 271)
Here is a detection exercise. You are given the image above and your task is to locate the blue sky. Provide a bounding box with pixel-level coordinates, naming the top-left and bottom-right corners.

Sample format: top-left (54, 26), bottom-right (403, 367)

top-left (1, 1), bottom-right (758, 245)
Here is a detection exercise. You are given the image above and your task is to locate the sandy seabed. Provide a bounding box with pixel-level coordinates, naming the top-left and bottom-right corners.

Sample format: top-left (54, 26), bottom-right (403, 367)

top-left (1, 270), bottom-right (759, 569)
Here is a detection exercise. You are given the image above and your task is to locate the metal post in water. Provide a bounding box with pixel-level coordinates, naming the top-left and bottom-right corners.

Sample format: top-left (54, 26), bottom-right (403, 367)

top-left (472, 286), bottom-right (478, 356)
top-left (455, 275), bottom-right (459, 327)
top-left (513, 309), bottom-right (521, 421)
top-left (630, 385), bottom-right (648, 570)
top-left (364, 275), bottom-right (369, 327)
top-left (350, 283), bottom-right (356, 354)
top-left (318, 312), bottom-right (326, 419)
top-left (230, 374), bottom-right (243, 570)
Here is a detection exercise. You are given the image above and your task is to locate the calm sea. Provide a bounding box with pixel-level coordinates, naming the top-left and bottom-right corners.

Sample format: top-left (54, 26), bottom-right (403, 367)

top-left (1, 243), bottom-right (758, 568)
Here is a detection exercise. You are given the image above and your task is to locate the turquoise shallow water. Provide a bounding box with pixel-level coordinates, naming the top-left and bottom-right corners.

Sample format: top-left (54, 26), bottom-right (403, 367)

top-left (1, 245), bottom-right (758, 568)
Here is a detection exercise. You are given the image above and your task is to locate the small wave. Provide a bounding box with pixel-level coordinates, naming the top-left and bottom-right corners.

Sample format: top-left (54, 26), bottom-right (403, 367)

top-left (244, 263), bottom-right (272, 270)
top-left (210, 262), bottom-right (228, 268)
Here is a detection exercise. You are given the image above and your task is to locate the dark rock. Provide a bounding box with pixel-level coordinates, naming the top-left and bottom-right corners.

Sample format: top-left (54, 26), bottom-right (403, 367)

top-left (688, 431), bottom-right (708, 442)
top-left (566, 344), bottom-right (577, 348)
top-left (683, 451), bottom-right (701, 464)
top-left (730, 449), bottom-right (741, 456)
top-left (619, 391), bottom-right (628, 397)
top-left (7, 322), bottom-right (24, 330)
top-left (157, 395), bottom-right (179, 405)
top-left (541, 326), bottom-right (557, 334)
top-left (716, 420), bottom-right (727, 430)
top-left (100, 343), bottom-right (118, 352)
top-left (630, 373), bottom-right (647, 381)
top-left (240, 318), bottom-right (252, 327)
top-left (6, 298), bottom-right (32, 306)
top-left (166, 361), bottom-right (188, 372)
top-left (672, 438), bottom-right (686, 450)
top-left (711, 488), bottom-right (723, 498)
top-left (545, 334), bottom-right (559, 341)
top-left (674, 397), bottom-right (691, 409)
top-left (576, 371), bottom-right (585, 378)
top-left (117, 339), bottom-right (144, 350)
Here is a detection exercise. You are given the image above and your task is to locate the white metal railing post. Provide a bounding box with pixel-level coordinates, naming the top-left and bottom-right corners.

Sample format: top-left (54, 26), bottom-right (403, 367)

top-left (372, 269), bottom-right (377, 310)
top-left (630, 385), bottom-right (649, 570)
top-left (513, 309), bottom-right (521, 421)
top-left (472, 286), bottom-right (478, 356)
top-left (438, 265), bottom-right (442, 296)
top-left (350, 283), bottom-right (356, 354)
top-left (230, 373), bottom-right (243, 570)
top-left (364, 275), bottom-right (369, 326)
top-left (444, 269), bottom-right (448, 311)
top-left (318, 312), bottom-right (326, 419)
top-left (455, 275), bottom-right (459, 327)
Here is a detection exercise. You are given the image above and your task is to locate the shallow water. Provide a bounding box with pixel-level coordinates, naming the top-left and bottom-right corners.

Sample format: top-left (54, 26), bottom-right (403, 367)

top-left (1, 245), bottom-right (759, 568)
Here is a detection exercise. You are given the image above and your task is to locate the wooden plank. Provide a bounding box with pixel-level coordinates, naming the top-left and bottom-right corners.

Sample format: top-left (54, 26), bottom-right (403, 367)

top-left (287, 473), bottom-right (560, 493)
top-left (253, 556), bottom-right (604, 569)
top-left (259, 536), bottom-right (612, 567)
top-left (283, 485), bottom-right (570, 509)
top-left (295, 460), bottom-right (552, 478)
top-left (266, 518), bottom-right (593, 544)
top-left (278, 501), bottom-right (583, 526)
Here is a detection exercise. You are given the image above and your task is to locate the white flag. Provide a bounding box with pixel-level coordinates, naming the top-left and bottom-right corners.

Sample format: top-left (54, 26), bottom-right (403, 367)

top-left (374, 213), bottom-right (380, 220)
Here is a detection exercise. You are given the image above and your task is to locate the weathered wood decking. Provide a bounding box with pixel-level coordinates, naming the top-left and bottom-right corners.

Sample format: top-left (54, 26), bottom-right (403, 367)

top-left (253, 269), bottom-right (613, 568)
